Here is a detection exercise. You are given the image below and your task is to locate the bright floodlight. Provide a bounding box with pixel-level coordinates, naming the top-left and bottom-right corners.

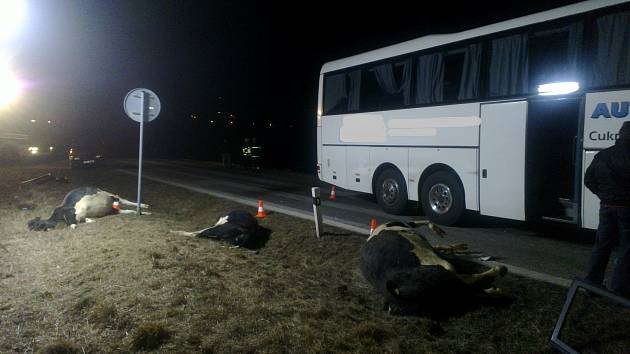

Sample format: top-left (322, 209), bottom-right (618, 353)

top-left (0, 59), bottom-right (23, 109)
top-left (538, 82), bottom-right (580, 96)
top-left (0, 0), bottom-right (26, 41)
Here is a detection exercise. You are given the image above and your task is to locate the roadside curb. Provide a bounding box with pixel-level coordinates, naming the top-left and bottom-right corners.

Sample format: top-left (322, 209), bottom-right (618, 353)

top-left (118, 169), bottom-right (573, 288)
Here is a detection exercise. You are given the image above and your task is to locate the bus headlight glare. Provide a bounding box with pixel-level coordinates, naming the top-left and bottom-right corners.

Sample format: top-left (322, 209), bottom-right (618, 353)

top-left (537, 82), bottom-right (580, 96)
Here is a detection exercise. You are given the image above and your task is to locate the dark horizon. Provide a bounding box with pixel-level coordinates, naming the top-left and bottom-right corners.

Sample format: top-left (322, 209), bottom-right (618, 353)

top-left (6, 0), bottom-right (583, 171)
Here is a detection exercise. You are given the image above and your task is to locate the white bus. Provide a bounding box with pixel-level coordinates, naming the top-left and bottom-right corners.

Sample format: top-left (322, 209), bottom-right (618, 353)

top-left (316, 0), bottom-right (630, 228)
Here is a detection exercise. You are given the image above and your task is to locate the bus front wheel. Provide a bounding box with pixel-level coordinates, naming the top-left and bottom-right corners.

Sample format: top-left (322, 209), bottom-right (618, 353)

top-left (420, 171), bottom-right (464, 226)
top-left (375, 168), bottom-right (408, 215)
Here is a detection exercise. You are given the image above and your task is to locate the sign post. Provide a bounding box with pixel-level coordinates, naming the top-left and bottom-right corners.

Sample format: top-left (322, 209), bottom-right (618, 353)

top-left (312, 187), bottom-right (323, 238)
top-left (124, 88), bottom-right (161, 215)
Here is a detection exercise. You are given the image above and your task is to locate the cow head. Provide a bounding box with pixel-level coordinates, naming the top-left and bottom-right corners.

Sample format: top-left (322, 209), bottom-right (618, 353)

top-left (28, 206), bottom-right (76, 231)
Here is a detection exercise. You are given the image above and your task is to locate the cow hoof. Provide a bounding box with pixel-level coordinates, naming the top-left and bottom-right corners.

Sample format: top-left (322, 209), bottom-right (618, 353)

top-left (484, 287), bottom-right (502, 295)
top-left (496, 266), bottom-right (508, 277)
top-left (70, 224), bottom-right (77, 229)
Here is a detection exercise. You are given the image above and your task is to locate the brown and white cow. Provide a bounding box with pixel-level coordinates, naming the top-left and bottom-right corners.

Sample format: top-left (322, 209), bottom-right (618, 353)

top-left (360, 220), bottom-right (507, 316)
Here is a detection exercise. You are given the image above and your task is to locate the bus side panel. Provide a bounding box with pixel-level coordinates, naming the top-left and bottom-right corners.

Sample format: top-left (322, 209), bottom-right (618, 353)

top-left (346, 147), bottom-right (371, 193)
top-left (582, 90), bottom-right (630, 229)
top-left (316, 75), bottom-right (323, 181)
top-left (408, 148), bottom-right (479, 211)
top-left (370, 146), bottom-right (408, 193)
top-left (322, 145), bottom-right (348, 188)
top-left (317, 127), bottom-right (322, 180)
top-left (582, 151), bottom-right (599, 229)
top-left (479, 101), bottom-right (527, 221)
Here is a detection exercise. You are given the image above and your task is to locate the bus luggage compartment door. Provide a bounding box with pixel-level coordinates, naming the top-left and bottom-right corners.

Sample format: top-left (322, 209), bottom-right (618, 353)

top-left (479, 101), bottom-right (527, 220)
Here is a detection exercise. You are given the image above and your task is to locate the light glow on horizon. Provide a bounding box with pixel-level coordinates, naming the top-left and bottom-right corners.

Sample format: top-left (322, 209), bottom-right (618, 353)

top-left (0, 58), bottom-right (23, 109)
top-left (0, 0), bottom-right (26, 42)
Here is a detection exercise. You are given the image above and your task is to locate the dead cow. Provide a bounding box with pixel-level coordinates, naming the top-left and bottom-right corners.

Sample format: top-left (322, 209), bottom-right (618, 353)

top-left (28, 187), bottom-right (149, 231)
top-left (169, 210), bottom-right (262, 248)
top-left (360, 221), bottom-right (507, 316)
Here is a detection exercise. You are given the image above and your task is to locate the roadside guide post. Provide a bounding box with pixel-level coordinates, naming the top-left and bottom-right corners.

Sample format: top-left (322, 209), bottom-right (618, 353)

top-left (312, 187), bottom-right (323, 238)
top-left (124, 88), bottom-right (161, 215)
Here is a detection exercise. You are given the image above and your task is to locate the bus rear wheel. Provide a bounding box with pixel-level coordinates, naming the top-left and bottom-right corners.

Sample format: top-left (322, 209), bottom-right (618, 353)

top-left (420, 171), bottom-right (464, 226)
top-left (375, 168), bottom-right (408, 215)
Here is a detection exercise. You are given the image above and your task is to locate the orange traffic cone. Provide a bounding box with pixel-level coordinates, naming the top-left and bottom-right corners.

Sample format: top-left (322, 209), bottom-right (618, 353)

top-left (329, 185), bottom-right (337, 200)
top-left (369, 218), bottom-right (378, 236)
top-left (255, 199), bottom-right (267, 218)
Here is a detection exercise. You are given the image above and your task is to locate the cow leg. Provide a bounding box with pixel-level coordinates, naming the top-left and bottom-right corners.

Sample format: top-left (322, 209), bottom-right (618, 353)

top-left (118, 209), bottom-right (152, 215)
top-left (478, 286), bottom-right (508, 299)
top-left (70, 210), bottom-right (86, 229)
top-left (434, 243), bottom-right (468, 256)
top-left (101, 191), bottom-right (149, 209)
top-left (456, 265), bottom-right (507, 289)
top-left (409, 220), bottom-right (446, 237)
top-left (117, 197), bottom-right (149, 209)
top-left (169, 226), bottom-right (213, 237)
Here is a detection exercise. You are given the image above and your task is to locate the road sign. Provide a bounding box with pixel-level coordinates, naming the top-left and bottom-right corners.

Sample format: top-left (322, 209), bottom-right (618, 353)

top-left (124, 88), bottom-right (161, 215)
top-left (124, 88), bottom-right (161, 122)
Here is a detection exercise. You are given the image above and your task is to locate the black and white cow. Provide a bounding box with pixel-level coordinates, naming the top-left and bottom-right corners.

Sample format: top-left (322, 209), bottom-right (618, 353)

top-left (28, 187), bottom-right (149, 231)
top-left (169, 210), bottom-right (262, 248)
top-left (360, 220), bottom-right (508, 316)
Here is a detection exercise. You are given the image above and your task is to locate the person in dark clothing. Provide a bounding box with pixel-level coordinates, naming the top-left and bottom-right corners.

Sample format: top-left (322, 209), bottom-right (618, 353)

top-left (584, 121), bottom-right (630, 298)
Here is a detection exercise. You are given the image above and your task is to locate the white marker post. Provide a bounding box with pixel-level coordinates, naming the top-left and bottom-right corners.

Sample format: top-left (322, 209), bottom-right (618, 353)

top-left (312, 187), bottom-right (323, 238)
top-left (124, 88), bottom-right (161, 215)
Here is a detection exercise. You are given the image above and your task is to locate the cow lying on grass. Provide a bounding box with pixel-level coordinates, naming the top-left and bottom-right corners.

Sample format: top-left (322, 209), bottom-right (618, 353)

top-left (360, 220), bottom-right (508, 317)
top-left (28, 187), bottom-right (149, 231)
top-left (169, 210), bottom-right (268, 249)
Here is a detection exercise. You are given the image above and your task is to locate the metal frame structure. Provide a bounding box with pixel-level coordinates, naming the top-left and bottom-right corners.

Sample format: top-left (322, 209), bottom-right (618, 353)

top-left (550, 278), bottom-right (630, 354)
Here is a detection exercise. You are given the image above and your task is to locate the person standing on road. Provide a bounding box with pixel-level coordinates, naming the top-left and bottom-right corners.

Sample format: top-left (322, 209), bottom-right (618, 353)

top-left (584, 121), bottom-right (630, 298)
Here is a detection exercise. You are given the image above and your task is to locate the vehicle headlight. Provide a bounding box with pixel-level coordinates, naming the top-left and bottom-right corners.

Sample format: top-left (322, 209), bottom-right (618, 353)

top-left (27, 146), bottom-right (39, 154)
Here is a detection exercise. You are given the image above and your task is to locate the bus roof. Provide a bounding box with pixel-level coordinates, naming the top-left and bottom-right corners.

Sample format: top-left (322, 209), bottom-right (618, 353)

top-left (320, 0), bottom-right (628, 74)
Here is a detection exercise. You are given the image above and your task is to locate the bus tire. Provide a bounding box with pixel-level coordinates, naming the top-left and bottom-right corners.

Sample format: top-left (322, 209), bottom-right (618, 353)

top-left (375, 168), bottom-right (408, 215)
top-left (420, 171), bottom-right (464, 226)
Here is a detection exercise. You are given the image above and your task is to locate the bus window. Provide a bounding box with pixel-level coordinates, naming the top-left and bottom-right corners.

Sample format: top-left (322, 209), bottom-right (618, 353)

top-left (589, 11), bottom-right (630, 88)
top-left (362, 58), bottom-right (412, 111)
top-left (528, 22), bottom-right (583, 92)
top-left (443, 50), bottom-right (466, 101)
top-left (323, 70), bottom-right (361, 115)
top-left (489, 34), bottom-right (528, 98)
top-left (414, 52), bottom-right (444, 105)
top-left (458, 43), bottom-right (483, 101)
top-left (323, 72), bottom-right (348, 115)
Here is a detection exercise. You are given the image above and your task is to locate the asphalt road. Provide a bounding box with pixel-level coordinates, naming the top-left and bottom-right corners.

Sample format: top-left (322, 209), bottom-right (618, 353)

top-left (112, 158), bottom-right (610, 288)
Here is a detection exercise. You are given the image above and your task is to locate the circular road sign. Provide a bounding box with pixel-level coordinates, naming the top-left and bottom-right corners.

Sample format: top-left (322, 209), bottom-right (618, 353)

top-left (124, 88), bottom-right (161, 123)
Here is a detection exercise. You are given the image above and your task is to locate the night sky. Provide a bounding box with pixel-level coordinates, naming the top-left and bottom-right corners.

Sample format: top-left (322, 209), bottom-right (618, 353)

top-left (9, 0), bottom-right (583, 171)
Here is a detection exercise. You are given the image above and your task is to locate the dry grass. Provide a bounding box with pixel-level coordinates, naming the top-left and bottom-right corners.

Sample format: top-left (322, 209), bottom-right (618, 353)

top-left (0, 162), bottom-right (628, 353)
top-left (130, 322), bottom-right (170, 350)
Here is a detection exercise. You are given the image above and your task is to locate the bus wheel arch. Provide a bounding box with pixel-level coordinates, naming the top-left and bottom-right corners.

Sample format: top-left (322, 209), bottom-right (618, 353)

top-left (418, 164), bottom-right (465, 226)
top-left (372, 163), bottom-right (408, 215)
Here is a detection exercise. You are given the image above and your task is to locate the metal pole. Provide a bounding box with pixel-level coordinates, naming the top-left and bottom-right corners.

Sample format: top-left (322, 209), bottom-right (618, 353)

top-left (312, 187), bottom-right (323, 238)
top-left (136, 91), bottom-right (145, 215)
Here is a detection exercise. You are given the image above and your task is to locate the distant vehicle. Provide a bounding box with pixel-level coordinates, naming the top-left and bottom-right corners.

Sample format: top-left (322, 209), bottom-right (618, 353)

top-left (0, 132), bottom-right (57, 162)
top-left (0, 132), bottom-right (28, 162)
top-left (317, 0), bottom-right (630, 228)
top-left (69, 146), bottom-right (104, 169)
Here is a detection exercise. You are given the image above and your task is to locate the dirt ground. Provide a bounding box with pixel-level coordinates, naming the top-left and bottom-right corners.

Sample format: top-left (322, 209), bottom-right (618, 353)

top-left (0, 162), bottom-right (629, 353)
